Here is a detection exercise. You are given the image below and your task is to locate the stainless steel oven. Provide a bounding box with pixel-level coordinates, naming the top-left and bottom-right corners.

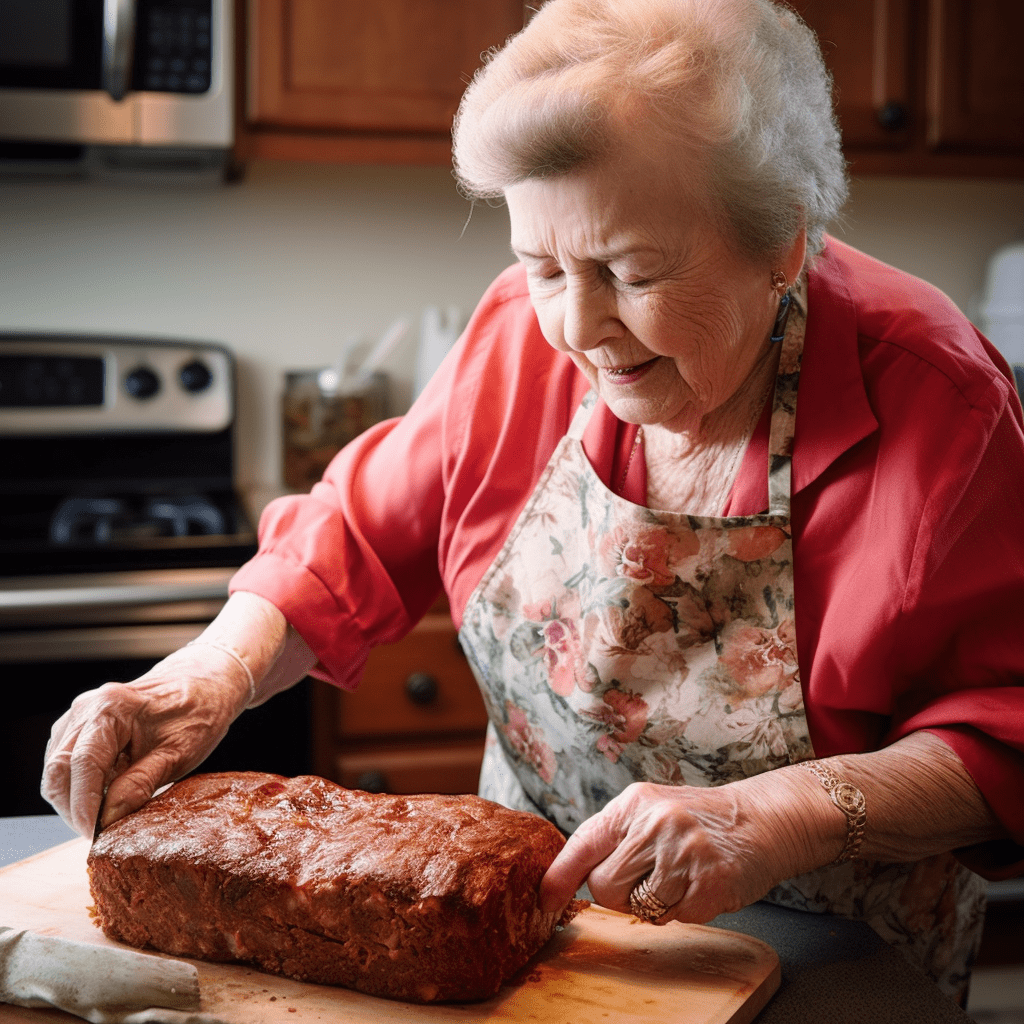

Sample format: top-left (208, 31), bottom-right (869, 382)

top-left (0, 333), bottom-right (311, 817)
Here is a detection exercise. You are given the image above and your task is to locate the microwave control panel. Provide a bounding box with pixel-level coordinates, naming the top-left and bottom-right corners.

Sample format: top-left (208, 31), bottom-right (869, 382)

top-left (134, 0), bottom-right (214, 94)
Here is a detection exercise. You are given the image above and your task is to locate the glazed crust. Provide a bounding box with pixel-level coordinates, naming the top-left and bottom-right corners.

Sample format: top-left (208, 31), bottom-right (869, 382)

top-left (87, 772), bottom-right (573, 1002)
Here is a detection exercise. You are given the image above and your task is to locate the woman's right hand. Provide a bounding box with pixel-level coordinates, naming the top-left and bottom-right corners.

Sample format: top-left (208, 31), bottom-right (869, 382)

top-left (41, 642), bottom-right (254, 838)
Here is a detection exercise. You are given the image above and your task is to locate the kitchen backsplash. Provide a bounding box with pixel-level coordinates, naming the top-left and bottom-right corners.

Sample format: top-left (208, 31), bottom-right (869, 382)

top-left (1, 160), bottom-right (1021, 490)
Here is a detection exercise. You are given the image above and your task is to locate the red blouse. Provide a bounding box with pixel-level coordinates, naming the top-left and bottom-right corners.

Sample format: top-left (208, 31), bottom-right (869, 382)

top-left (231, 237), bottom-right (1024, 874)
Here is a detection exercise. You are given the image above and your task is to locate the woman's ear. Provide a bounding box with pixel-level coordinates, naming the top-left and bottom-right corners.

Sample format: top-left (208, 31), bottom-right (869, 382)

top-left (783, 226), bottom-right (808, 284)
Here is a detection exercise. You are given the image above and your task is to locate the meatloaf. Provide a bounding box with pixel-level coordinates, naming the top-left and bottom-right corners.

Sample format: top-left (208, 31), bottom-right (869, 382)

top-left (87, 771), bottom-right (577, 1003)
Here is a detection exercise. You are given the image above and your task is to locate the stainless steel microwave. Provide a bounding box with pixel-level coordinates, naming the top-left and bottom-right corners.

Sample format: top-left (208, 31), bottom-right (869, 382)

top-left (0, 0), bottom-right (233, 178)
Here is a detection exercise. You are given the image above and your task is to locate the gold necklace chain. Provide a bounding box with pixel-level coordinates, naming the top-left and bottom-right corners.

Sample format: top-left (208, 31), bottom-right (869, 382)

top-left (719, 344), bottom-right (778, 496)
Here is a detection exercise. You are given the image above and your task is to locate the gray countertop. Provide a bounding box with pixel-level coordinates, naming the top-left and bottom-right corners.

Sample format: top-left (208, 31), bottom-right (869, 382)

top-left (0, 814), bottom-right (972, 1023)
top-left (710, 902), bottom-right (973, 1023)
top-left (1, 813), bottom-right (78, 867)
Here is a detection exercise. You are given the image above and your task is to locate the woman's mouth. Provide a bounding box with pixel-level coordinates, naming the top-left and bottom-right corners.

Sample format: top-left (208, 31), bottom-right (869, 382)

top-left (601, 358), bottom-right (659, 384)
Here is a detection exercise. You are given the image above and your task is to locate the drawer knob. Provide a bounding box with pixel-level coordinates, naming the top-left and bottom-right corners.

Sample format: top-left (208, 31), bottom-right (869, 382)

top-left (355, 770), bottom-right (389, 793)
top-left (405, 672), bottom-right (439, 706)
top-left (876, 100), bottom-right (908, 132)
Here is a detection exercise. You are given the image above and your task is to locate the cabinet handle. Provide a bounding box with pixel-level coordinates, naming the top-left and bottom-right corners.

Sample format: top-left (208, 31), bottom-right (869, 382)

top-left (355, 769), bottom-right (389, 793)
top-left (405, 672), bottom-right (440, 706)
top-left (876, 101), bottom-right (909, 133)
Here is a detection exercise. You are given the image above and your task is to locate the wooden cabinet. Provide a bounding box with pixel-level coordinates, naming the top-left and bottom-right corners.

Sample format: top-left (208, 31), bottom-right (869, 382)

top-left (925, 0), bottom-right (1024, 153)
top-left (241, 0), bottom-right (1022, 174)
top-left (240, 0), bottom-right (529, 164)
top-left (793, 0), bottom-right (1024, 176)
top-left (312, 598), bottom-right (489, 795)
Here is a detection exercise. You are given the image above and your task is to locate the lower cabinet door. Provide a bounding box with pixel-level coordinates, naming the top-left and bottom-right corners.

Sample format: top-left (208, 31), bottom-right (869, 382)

top-left (334, 738), bottom-right (486, 795)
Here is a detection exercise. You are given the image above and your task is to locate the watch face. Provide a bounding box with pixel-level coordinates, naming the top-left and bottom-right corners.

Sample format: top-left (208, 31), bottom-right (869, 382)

top-left (834, 781), bottom-right (864, 814)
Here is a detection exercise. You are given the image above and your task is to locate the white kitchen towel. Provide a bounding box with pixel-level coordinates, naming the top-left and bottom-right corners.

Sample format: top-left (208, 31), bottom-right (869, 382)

top-left (0, 927), bottom-right (230, 1024)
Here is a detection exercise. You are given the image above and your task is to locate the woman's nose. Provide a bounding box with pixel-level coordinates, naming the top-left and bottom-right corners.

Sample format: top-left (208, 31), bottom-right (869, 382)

top-left (561, 282), bottom-right (621, 353)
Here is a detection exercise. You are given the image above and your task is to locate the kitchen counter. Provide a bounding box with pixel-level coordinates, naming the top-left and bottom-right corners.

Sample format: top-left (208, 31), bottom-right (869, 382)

top-left (710, 902), bottom-right (972, 1023)
top-left (0, 815), bottom-right (972, 1023)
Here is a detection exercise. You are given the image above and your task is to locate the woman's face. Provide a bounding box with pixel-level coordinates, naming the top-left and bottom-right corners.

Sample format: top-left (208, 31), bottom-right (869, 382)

top-left (505, 144), bottom-right (804, 434)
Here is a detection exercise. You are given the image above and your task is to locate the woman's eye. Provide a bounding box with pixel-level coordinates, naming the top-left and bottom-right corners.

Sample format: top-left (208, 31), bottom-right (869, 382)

top-left (529, 266), bottom-right (563, 284)
top-left (607, 267), bottom-right (649, 288)
top-left (623, 277), bottom-right (650, 288)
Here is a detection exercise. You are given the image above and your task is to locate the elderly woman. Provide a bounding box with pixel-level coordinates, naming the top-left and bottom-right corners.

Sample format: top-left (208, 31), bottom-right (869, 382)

top-left (44, 0), bottom-right (1023, 1005)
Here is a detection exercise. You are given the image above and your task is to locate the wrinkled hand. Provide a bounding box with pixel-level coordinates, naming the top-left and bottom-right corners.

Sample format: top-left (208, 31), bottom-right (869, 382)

top-left (539, 773), bottom-right (839, 924)
top-left (41, 645), bottom-right (254, 837)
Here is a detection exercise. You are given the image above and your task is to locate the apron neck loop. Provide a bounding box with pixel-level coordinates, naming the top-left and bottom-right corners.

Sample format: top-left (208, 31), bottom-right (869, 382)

top-left (566, 283), bottom-right (806, 519)
top-left (766, 284), bottom-right (806, 518)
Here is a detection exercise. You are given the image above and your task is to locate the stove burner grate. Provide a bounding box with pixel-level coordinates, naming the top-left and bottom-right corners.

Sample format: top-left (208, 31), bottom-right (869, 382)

top-left (49, 494), bottom-right (230, 546)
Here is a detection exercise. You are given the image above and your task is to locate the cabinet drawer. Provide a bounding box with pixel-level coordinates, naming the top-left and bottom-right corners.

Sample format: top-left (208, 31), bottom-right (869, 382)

top-left (336, 611), bottom-right (489, 738)
top-left (335, 739), bottom-right (485, 796)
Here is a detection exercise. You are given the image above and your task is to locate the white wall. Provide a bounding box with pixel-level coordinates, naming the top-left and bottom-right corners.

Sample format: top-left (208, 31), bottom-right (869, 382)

top-left (0, 161), bottom-right (514, 490)
top-left (1, 161), bottom-right (1022, 489)
top-left (835, 176), bottom-right (1024, 322)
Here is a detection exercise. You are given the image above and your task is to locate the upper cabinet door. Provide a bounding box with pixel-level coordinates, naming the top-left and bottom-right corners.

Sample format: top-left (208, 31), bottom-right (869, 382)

top-left (789, 0), bottom-right (1024, 175)
top-left (248, 0), bottom-right (525, 133)
top-left (240, 0), bottom-right (1023, 171)
top-left (793, 0), bottom-right (914, 151)
top-left (925, 0), bottom-right (1024, 153)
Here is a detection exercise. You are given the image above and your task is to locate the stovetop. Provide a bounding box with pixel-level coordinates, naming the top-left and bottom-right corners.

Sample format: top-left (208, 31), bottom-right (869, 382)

top-left (0, 333), bottom-right (257, 578)
top-left (0, 487), bottom-right (257, 576)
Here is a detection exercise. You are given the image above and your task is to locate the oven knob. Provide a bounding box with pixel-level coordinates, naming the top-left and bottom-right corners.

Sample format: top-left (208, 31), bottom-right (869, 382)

top-left (123, 366), bottom-right (161, 400)
top-left (179, 359), bottom-right (213, 393)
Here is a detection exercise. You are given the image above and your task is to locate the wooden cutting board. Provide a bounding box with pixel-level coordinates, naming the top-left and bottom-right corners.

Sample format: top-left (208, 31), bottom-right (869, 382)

top-left (0, 838), bottom-right (779, 1024)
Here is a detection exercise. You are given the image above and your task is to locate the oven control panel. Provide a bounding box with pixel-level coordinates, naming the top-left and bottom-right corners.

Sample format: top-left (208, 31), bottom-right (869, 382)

top-left (0, 335), bottom-right (234, 434)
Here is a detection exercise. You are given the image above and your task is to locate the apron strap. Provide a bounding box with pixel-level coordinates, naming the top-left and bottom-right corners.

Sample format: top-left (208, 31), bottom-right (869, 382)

top-left (566, 283), bottom-right (806, 517)
top-left (566, 390), bottom-right (599, 441)
top-left (766, 284), bottom-right (806, 518)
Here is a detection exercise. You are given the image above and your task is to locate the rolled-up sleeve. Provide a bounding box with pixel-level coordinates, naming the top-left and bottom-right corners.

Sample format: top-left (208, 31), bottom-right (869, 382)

top-left (885, 391), bottom-right (1024, 872)
top-left (229, 264), bottom-right (585, 690)
top-left (791, 240), bottom-right (1024, 876)
top-left (229, 403), bottom-right (449, 690)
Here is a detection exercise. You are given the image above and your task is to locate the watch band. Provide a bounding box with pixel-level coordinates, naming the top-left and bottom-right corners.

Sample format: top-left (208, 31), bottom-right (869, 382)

top-left (799, 760), bottom-right (867, 863)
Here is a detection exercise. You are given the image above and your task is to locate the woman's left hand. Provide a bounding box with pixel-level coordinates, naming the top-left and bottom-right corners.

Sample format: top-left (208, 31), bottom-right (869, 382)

top-left (539, 772), bottom-right (840, 923)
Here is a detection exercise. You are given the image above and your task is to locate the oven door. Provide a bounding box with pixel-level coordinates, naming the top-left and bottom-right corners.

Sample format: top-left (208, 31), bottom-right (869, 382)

top-left (1, 567), bottom-right (312, 818)
top-left (0, 0), bottom-right (104, 92)
top-left (0, 0), bottom-right (220, 95)
top-left (0, 0), bottom-right (232, 152)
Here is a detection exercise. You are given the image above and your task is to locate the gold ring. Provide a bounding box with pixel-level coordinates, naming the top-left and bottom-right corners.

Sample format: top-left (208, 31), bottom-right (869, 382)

top-left (629, 874), bottom-right (669, 922)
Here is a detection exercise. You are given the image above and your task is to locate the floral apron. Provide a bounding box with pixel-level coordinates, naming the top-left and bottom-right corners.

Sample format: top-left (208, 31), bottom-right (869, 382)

top-left (457, 292), bottom-right (985, 1003)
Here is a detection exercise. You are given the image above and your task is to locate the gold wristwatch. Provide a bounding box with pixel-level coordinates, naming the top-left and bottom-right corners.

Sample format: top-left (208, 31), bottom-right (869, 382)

top-left (799, 760), bottom-right (867, 863)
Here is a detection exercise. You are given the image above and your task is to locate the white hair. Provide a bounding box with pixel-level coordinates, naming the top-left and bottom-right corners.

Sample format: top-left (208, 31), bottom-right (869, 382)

top-left (453, 0), bottom-right (848, 263)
